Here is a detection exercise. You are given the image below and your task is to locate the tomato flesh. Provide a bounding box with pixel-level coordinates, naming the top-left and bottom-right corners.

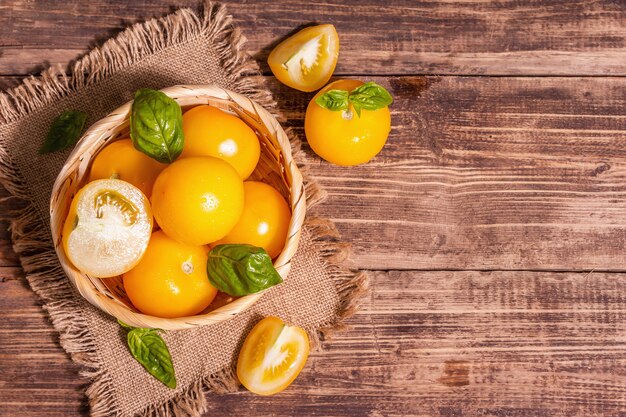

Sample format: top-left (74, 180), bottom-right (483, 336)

top-left (62, 179), bottom-right (152, 278)
top-left (237, 316), bottom-right (310, 395)
top-left (268, 24), bottom-right (339, 92)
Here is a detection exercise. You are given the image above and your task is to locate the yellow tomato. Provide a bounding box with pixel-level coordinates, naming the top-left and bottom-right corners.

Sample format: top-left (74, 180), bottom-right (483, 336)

top-left (181, 106), bottom-right (261, 179)
top-left (151, 156), bottom-right (244, 246)
top-left (215, 182), bottom-right (291, 259)
top-left (89, 139), bottom-right (166, 198)
top-left (305, 79), bottom-right (391, 166)
top-left (62, 179), bottom-right (152, 278)
top-left (237, 316), bottom-right (309, 395)
top-left (268, 24), bottom-right (339, 92)
top-left (123, 231), bottom-right (217, 318)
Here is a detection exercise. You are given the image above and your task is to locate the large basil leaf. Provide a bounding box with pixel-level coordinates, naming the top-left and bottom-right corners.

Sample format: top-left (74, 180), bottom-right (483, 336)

top-left (130, 88), bottom-right (183, 163)
top-left (39, 110), bottom-right (88, 154)
top-left (207, 244), bottom-right (283, 296)
top-left (119, 321), bottom-right (176, 388)
top-left (348, 82), bottom-right (393, 116)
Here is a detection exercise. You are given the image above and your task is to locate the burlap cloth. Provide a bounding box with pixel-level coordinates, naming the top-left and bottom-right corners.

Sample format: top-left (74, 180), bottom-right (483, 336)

top-left (0, 2), bottom-right (368, 416)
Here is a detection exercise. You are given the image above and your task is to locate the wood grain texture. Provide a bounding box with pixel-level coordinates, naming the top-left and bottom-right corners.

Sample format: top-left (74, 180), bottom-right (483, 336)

top-left (1, 0), bottom-right (626, 76)
top-left (2, 1), bottom-right (626, 415)
top-left (1, 271), bottom-right (624, 416)
top-left (0, 273), bottom-right (87, 417)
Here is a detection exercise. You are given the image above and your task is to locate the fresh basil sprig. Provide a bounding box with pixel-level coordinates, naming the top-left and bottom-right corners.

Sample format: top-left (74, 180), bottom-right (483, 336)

top-left (207, 244), bottom-right (283, 296)
top-left (39, 110), bottom-right (88, 154)
top-left (314, 81), bottom-right (393, 117)
top-left (130, 88), bottom-right (184, 163)
top-left (118, 320), bottom-right (177, 389)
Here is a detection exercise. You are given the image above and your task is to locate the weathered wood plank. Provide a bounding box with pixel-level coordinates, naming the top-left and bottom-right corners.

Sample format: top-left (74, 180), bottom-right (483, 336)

top-left (1, 0), bottom-right (626, 76)
top-left (1, 270), bottom-right (624, 416)
top-left (0, 273), bottom-right (86, 417)
top-left (0, 76), bottom-right (22, 91)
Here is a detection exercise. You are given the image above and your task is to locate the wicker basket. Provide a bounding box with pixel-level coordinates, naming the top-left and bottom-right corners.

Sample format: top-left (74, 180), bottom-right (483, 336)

top-left (50, 85), bottom-right (305, 330)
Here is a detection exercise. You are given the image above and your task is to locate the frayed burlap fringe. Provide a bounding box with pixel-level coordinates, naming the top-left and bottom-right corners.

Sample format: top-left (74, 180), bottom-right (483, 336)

top-left (0, 1), bottom-right (369, 416)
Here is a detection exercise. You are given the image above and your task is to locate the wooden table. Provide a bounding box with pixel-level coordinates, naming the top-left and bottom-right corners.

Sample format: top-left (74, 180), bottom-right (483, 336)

top-left (1, 1), bottom-right (625, 416)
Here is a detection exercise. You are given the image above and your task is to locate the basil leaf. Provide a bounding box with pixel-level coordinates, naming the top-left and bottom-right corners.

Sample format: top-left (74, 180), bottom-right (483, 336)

top-left (39, 110), bottom-right (88, 154)
top-left (315, 89), bottom-right (349, 112)
top-left (348, 82), bottom-right (393, 117)
top-left (313, 82), bottom-right (393, 118)
top-left (121, 324), bottom-right (176, 388)
top-left (207, 244), bottom-right (283, 296)
top-left (130, 88), bottom-right (184, 163)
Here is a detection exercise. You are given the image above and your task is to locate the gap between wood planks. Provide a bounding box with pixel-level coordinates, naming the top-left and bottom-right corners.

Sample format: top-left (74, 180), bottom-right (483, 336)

top-left (0, 266), bottom-right (609, 278)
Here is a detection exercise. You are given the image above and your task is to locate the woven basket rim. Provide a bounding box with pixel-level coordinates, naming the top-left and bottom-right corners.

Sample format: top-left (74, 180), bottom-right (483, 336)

top-left (49, 84), bottom-right (306, 330)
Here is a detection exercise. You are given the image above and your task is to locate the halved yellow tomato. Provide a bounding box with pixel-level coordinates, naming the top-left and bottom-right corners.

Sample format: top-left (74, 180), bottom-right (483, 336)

top-left (268, 24), bottom-right (339, 92)
top-left (62, 179), bottom-right (152, 278)
top-left (237, 316), bottom-right (310, 395)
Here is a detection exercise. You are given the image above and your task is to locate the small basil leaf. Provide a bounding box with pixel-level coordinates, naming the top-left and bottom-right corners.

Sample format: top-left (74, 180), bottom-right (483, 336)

top-left (207, 244), bottom-right (283, 296)
top-left (315, 89), bottom-right (349, 112)
top-left (124, 326), bottom-right (176, 388)
top-left (39, 110), bottom-right (88, 154)
top-left (348, 82), bottom-right (393, 115)
top-left (130, 88), bottom-right (184, 163)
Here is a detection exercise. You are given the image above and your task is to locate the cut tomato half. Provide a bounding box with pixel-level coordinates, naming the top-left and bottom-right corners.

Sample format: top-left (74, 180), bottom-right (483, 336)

top-left (268, 24), bottom-right (339, 92)
top-left (237, 316), bottom-right (310, 395)
top-left (62, 179), bottom-right (152, 278)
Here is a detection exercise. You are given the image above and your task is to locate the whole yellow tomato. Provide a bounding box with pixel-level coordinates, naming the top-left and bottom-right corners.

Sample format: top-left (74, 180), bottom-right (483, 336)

top-left (123, 231), bottom-right (217, 318)
top-left (151, 156), bottom-right (244, 246)
top-left (89, 139), bottom-right (166, 198)
top-left (304, 79), bottom-right (392, 166)
top-left (181, 105), bottom-right (260, 180)
top-left (215, 181), bottom-right (291, 259)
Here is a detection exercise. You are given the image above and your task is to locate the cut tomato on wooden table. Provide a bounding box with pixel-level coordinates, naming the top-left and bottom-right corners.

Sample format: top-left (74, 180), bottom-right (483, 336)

top-left (237, 316), bottom-right (310, 395)
top-left (268, 24), bottom-right (339, 92)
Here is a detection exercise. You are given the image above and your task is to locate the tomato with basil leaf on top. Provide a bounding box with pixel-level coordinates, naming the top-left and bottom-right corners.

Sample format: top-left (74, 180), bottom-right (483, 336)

top-left (305, 79), bottom-right (393, 166)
